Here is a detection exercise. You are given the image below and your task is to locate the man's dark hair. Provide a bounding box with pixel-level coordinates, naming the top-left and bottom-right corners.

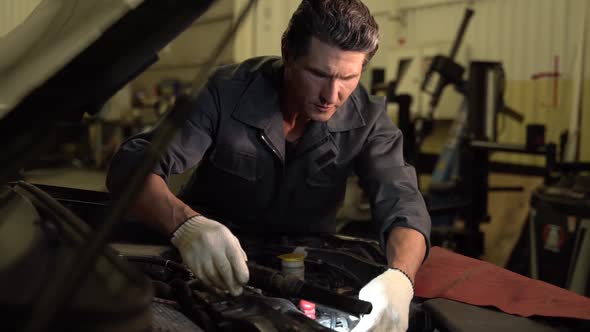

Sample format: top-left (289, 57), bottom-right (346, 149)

top-left (281, 0), bottom-right (379, 66)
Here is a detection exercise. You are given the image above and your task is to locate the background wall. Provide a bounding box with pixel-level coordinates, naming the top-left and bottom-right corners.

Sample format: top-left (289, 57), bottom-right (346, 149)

top-left (0, 0), bottom-right (41, 36)
top-left (131, 0), bottom-right (237, 90)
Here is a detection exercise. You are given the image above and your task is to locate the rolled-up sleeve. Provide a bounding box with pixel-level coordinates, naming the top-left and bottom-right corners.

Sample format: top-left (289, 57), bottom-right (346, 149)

top-left (106, 82), bottom-right (219, 194)
top-left (354, 106), bottom-right (431, 257)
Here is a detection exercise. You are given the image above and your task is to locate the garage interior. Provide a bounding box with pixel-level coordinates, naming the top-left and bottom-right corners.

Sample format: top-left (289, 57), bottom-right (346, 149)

top-left (1, 0), bottom-right (589, 331)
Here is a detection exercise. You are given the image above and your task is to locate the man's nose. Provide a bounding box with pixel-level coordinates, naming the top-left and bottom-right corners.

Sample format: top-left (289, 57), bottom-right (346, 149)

top-left (319, 79), bottom-right (338, 105)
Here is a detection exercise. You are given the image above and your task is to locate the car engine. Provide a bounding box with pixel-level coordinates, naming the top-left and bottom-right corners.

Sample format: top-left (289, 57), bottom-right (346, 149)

top-left (0, 182), bottom-right (431, 332)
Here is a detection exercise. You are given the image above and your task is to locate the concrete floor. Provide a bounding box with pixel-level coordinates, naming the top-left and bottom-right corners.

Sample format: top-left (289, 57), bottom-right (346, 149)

top-left (480, 174), bottom-right (543, 266)
top-left (22, 166), bottom-right (542, 268)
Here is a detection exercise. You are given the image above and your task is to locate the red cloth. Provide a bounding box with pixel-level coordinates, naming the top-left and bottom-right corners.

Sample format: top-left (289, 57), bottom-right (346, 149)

top-left (415, 246), bottom-right (590, 320)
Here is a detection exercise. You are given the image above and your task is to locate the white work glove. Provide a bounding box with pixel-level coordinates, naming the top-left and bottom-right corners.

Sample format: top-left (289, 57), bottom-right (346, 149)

top-left (352, 268), bottom-right (414, 332)
top-left (171, 215), bottom-right (249, 296)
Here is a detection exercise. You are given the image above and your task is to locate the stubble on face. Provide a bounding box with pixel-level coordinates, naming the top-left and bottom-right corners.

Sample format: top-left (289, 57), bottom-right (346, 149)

top-left (282, 37), bottom-right (366, 123)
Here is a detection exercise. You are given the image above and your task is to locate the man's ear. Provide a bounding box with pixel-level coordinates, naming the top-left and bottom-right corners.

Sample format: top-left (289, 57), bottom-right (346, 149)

top-left (281, 47), bottom-right (290, 64)
top-left (282, 46), bottom-right (296, 68)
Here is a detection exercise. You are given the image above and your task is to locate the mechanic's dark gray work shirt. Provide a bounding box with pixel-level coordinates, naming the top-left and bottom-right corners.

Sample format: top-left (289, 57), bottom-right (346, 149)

top-left (107, 56), bottom-right (431, 250)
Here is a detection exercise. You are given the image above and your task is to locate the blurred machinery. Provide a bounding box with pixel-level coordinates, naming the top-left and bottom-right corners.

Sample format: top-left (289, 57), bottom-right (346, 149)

top-left (372, 8), bottom-right (555, 258)
top-left (528, 169), bottom-right (590, 297)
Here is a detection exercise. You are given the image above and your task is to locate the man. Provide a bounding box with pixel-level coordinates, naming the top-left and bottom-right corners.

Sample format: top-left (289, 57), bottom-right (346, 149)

top-left (107, 0), bottom-right (430, 331)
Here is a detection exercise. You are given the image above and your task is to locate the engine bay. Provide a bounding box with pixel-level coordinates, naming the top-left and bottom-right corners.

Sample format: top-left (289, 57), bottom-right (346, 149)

top-left (0, 181), bottom-right (431, 332)
top-left (116, 234), bottom-right (430, 331)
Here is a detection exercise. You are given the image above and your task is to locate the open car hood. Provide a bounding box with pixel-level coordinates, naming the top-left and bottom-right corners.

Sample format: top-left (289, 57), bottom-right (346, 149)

top-left (0, 0), bottom-right (214, 183)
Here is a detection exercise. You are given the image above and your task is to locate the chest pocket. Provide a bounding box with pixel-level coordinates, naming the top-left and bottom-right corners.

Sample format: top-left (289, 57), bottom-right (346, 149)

top-left (210, 146), bottom-right (259, 182)
top-left (303, 144), bottom-right (343, 188)
top-left (288, 161), bottom-right (347, 214)
top-left (305, 163), bottom-right (341, 187)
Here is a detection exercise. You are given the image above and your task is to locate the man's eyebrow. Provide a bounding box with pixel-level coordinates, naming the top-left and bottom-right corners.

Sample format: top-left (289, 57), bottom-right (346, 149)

top-left (305, 66), bottom-right (359, 79)
top-left (340, 72), bottom-right (360, 80)
top-left (305, 66), bottom-right (331, 78)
